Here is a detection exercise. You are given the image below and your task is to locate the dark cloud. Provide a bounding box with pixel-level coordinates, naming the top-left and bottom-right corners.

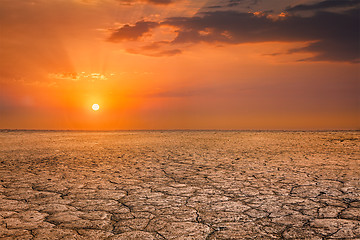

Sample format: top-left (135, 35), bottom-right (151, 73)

top-left (286, 0), bottom-right (360, 12)
top-left (206, 0), bottom-right (258, 9)
top-left (108, 21), bottom-right (159, 42)
top-left (287, 10), bottom-right (360, 62)
top-left (109, 2), bottom-right (359, 62)
top-left (146, 0), bottom-right (172, 4)
top-left (206, 5), bottom-right (223, 9)
top-left (225, 0), bottom-right (245, 7)
top-left (226, 0), bottom-right (260, 8)
top-left (117, 0), bottom-right (173, 5)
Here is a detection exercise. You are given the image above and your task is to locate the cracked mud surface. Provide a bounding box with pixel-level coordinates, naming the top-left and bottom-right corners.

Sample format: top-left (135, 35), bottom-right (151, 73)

top-left (0, 131), bottom-right (359, 239)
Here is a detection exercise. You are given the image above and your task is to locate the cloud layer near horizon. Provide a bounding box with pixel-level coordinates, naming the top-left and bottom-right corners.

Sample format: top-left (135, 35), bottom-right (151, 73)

top-left (109, 0), bottom-right (360, 62)
top-left (116, 0), bottom-right (173, 5)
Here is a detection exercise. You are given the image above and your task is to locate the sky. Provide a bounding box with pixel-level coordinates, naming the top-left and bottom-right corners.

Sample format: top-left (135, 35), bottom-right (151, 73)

top-left (0, 0), bottom-right (359, 130)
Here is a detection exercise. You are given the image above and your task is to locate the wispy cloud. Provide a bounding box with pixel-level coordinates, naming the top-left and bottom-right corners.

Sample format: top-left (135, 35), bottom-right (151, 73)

top-left (115, 0), bottom-right (173, 5)
top-left (48, 72), bottom-right (114, 81)
top-left (286, 0), bottom-right (360, 12)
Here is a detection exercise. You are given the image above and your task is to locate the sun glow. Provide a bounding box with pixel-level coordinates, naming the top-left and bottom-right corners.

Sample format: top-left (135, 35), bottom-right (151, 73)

top-left (92, 104), bottom-right (100, 111)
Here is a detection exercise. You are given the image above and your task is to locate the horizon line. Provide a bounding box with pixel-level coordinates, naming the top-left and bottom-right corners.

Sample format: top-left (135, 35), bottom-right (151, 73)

top-left (1, 128), bottom-right (359, 132)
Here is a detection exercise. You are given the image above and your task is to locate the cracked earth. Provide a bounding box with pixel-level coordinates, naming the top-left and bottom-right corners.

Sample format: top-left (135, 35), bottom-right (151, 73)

top-left (0, 131), bottom-right (359, 239)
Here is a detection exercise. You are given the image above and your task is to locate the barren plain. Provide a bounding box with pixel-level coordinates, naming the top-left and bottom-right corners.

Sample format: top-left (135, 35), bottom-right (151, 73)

top-left (0, 131), bottom-right (359, 239)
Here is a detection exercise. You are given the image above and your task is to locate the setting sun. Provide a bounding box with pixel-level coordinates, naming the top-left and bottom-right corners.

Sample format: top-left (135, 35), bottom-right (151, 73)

top-left (92, 104), bottom-right (100, 111)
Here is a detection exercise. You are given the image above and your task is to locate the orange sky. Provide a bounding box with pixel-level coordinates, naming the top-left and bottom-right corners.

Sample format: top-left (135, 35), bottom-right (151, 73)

top-left (0, 0), bottom-right (359, 130)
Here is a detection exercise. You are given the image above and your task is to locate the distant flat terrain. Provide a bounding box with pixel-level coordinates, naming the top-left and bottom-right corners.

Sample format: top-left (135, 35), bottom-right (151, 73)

top-left (0, 131), bottom-right (359, 239)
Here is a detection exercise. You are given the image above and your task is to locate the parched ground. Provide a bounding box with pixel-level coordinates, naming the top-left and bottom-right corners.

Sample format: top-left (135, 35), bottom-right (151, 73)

top-left (0, 131), bottom-right (359, 239)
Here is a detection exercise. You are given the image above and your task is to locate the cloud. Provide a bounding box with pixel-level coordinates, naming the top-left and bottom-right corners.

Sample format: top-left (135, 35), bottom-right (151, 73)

top-left (108, 21), bottom-right (159, 42)
top-left (116, 0), bottom-right (173, 5)
top-left (127, 48), bottom-right (181, 57)
top-left (126, 41), bottom-right (182, 56)
top-left (226, 0), bottom-right (259, 8)
top-left (48, 72), bottom-right (112, 81)
top-left (205, 0), bottom-right (258, 9)
top-left (146, 0), bottom-right (172, 4)
top-left (167, 8), bottom-right (359, 62)
top-left (286, 0), bottom-right (360, 12)
top-left (108, 1), bottom-right (359, 62)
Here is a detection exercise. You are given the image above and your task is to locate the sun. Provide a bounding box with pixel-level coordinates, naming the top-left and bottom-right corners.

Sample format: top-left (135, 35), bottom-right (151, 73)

top-left (92, 104), bottom-right (100, 111)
